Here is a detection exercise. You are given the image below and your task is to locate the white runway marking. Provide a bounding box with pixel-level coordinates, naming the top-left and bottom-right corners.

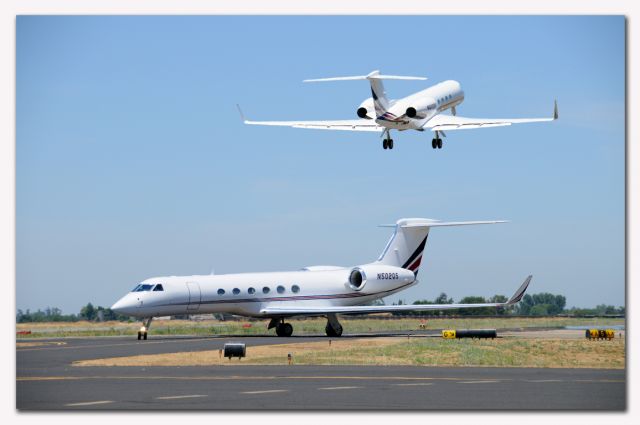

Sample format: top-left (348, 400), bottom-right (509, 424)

top-left (526, 379), bottom-right (562, 383)
top-left (393, 383), bottom-right (434, 386)
top-left (318, 386), bottom-right (361, 390)
top-left (156, 394), bottom-right (207, 400)
top-left (65, 400), bottom-right (114, 407)
top-left (241, 389), bottom-right (288, 394)
top-left (457, 380), bottom-right (500, 384)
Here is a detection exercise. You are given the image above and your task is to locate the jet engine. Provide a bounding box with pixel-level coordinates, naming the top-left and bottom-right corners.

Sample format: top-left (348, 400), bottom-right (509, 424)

top-left (405, 97), bottom-right (437, 119)
top-left (347, 264), bottom-right (416, 291)
top-left (348, 267), bottom-right (367, 290)
top-left (356, 98), bottom-right (375, 119)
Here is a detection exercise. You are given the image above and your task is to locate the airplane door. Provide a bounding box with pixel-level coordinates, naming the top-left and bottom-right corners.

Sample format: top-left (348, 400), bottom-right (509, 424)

top-left (186, 282), bottom-right (201, 311)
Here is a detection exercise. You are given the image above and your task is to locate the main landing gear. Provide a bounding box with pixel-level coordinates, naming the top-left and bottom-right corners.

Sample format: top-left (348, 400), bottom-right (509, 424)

top-left (269, 318), bottom-right (294, 337)
top-left (268, 315), bottom-right (344, 337)
top-left (137, 317), bottom-right (153, 340)
top-left (431, 130), bottom-right (443, 149)
top-left (325, 314), bottom-right (343, 337)
top-left (382, 129), bottom-right (394, 150)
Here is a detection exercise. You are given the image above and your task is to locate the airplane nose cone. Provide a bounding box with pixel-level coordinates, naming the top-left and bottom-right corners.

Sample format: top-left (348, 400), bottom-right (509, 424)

top-left (110, 299), bottom-right (125, 313)
top-left (111, 300), bottom-right (122, 313)
top-left (111, 296), bottom-right (136, 315)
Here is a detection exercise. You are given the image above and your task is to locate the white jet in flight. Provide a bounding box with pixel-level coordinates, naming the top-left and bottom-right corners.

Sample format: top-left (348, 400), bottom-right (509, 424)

top-left (111, 218), bottom-right (532, 340)
top-left (111, 218), bottom-right (531, 339)
top-left (239, 70), bottom-right (558, 150)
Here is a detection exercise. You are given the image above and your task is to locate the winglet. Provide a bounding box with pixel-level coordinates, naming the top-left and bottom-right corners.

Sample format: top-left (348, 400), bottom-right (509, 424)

top-left (236, 104), bottom-right (247, 123)
top-left (507, 275), bottom-right (533, 304)
top-left (553, 100), bottom-right (559, 120)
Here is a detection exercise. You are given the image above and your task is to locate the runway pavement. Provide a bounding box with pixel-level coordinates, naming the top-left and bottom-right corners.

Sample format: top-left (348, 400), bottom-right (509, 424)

top-left (16, 334), bottom-right (626, 410)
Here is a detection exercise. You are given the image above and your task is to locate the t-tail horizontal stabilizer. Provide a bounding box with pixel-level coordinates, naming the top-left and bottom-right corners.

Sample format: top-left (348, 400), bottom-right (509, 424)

top-left (304, 70), bottom-right (427, 82)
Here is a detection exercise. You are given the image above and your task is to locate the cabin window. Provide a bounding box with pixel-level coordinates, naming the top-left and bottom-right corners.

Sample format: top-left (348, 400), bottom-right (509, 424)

top-left (262, 287), bottom-right (270, 294)
top-left (291, 285), bottom-right (300, 293)
top-left (217, 288), bottom-right (225, 295)
top-left (153, 284), bottom-right (164, 292)
top-left (277, 285), bottom-right (285, 294)
top-left (248, 287), bottom-right (256, 295)
top-left (232, 288), bottom-right (240, 295)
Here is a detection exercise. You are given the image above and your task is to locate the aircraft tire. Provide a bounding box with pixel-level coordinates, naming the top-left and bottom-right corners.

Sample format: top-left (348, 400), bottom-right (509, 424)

top-left (432, 139), bottom-right (436, 149)
top-left (382, 139), bottom-right (388, 149)
top-left (282, 323), bottom-right (293, 337)
top-left (143, 332), bottom-right (148, 340)
top-left (137, 332), bottom-right (141, 340)
top-left (275, 323), bottom-right (293, 337)
top-left (437, 139), bottom-right (443, 149)
top-left (325, 325), bottom-right (343, 337)
top-left (389, 139), bottom-right (394, 149)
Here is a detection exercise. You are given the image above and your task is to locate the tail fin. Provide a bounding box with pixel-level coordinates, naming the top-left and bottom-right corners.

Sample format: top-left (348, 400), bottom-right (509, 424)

top-left (376, 218), bottom-right (506, 276)
top-left (304, 70), bottom-right (427, 117)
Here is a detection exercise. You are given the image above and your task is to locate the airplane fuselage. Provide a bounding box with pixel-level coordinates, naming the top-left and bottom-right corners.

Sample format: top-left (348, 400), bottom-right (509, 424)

top-left (374, 80), bottom-right (465, 130)
top-left (112, 264), bottom-right (417, 319)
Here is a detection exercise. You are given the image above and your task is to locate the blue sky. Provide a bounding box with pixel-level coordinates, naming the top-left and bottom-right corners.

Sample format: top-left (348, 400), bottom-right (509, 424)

top-left (16, 16), bottom-right (625, 314)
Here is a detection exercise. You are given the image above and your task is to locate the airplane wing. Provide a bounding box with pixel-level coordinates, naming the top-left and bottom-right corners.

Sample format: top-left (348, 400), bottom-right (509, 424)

top-left (261, 275), bottom-right (532, 316)
top-left (425, 101), bottom-right (558, 132)
top-left (244, 118), bottom-right (384, 132)
top-left (237, 105), bottom-right (384, 132)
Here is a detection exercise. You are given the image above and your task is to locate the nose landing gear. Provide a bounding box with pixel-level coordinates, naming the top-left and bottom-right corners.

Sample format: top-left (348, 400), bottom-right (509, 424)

top-left (137, 317), bottom-right (153, 340)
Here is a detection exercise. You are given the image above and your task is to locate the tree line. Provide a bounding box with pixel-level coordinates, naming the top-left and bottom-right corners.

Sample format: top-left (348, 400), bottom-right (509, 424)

top-left (391, 292), bottom-right (625, 317)
top-left (16, 293), bottom-right (625, 323)
top-left (16, 303), bottom-right (130, 323)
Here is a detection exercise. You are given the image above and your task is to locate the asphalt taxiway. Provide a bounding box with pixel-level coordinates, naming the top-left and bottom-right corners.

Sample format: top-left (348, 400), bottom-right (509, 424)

top-left (16, 334), bottom-right (626, 410)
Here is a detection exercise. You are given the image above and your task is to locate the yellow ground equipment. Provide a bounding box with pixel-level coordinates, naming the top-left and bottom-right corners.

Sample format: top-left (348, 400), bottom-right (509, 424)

top-left (585, 329), bottom-right (615, 340)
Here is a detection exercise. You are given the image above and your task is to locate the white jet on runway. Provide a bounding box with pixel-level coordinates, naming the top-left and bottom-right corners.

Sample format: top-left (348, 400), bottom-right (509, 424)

top-left (239, 70), bottom-right (558, 150)
top-left (111, 218), bottom-right (532, 339)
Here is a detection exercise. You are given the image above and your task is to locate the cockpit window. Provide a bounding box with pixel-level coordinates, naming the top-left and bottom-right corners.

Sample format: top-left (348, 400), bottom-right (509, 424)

top-left (153, 284), bottom-right (164, 292)
top-left (131, 284), bottom-right (142, 292)
top-left (134, 284), bottom-right (154, 292)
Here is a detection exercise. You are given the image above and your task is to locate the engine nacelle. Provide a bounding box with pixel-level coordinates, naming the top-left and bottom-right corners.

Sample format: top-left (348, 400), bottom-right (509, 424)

top-left (356, 98), bottom-right (375, 119)
top-left (405, 97), bottom-right (436, 119)
top-left (347, 264), bottom-right (416, 292)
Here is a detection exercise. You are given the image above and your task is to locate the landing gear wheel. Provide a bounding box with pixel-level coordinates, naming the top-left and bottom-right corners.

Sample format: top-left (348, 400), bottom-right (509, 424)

top-left (282, 323), bottom-right (293, 337)
top-left (432, 139), bottom-right (437, 149)
top-left (382, 139), bottom-right (388, 149)
top-left (276, 322), bottom-right (294, 337)
top-left (437, 139), bottom-right (443, 149)
top-left (325, 324), bottom-right (343, 337)
top-left (137, 318), bottom-right (153, 341)
top-left (388, 139), bottom-right (394, 149)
